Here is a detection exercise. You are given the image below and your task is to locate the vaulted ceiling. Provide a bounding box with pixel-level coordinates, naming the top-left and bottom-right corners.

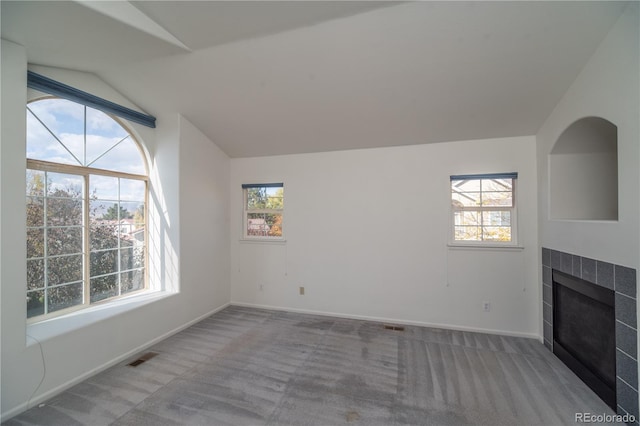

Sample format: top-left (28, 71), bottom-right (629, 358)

top-left (2, 1), bottom-right (628, 157)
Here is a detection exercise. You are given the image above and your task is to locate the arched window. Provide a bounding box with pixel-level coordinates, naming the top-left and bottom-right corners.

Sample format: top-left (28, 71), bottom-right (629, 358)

top-left (26, 97), bottom-right (148, 320)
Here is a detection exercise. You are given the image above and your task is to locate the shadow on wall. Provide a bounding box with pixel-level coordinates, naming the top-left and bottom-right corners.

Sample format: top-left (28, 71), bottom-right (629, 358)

top-left (149, 166), bottom-right (179, 293)
top-left (549, 116), bottom-right (618, 221)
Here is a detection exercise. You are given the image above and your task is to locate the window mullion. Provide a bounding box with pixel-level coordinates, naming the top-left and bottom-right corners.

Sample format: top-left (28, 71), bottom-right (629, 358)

top-left (83, 106), bottom-right (87, 167)
top-left (83, 174), bottom-right (91, 306)
top-left (117, 178), bottom-right (122, 297)
top-left (43, 171), bottom-right (49, 315)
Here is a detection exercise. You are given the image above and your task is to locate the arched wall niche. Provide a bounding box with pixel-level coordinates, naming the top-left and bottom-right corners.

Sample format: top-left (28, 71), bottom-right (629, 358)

top-left (549, 116), bottom-right (618, 220)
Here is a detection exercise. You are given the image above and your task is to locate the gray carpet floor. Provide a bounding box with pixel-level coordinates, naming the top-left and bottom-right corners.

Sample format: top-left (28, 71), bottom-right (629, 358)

top-left (5, 306), bottom-right (619, 425)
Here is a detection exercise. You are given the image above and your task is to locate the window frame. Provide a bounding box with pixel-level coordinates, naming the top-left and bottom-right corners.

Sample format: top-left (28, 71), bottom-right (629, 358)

top-left (242, 183), bottom-right (285, 241)
top-left (26, 97), bottom-right (149, 323)
top-left (449, 173), bottom-right (518, 247)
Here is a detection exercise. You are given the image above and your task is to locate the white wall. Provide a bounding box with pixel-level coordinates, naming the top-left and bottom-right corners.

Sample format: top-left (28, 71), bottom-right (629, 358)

top-left (230, 136), bottom-right (539, 337)
top-left (537, 3), bottom-right (639, 268)
top-left (550, 151), bottom-right (618, 220)
top-left (0, 42), bottom-right (231, 420)
top-left (179, 116), bottom-right (231, 308)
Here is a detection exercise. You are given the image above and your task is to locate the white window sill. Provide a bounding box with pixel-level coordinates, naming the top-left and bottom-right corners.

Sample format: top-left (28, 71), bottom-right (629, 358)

top-left (239, 238), bottom-right (287, 245)
top-left (447, 243), bottom-right (524, 251)
top-left (27, 290), bottom-right (174, 344)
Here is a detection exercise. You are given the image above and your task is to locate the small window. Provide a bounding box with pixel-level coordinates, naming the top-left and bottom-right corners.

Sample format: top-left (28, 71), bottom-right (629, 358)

top-left (242, 183), bottom-right (284, 239)
top-left (450, 173), bottom-right (517, 245)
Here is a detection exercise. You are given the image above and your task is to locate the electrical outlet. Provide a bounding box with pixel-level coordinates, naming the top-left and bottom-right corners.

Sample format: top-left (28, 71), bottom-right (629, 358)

top-left (299, 286), bottom-right (305, 295)
top-left (483, 302), bottom-right (491, 312)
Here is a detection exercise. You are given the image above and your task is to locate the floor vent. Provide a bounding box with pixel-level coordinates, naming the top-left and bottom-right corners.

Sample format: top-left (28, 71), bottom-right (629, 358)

top-left (383, 325), bottom-right (405, 331)
top-left (128, 352), bottom-right (159, 367)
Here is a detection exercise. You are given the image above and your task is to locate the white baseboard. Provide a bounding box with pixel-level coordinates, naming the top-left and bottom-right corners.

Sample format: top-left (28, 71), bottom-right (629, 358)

top-left (231, 301), bottom-right (541, 340)
top-left (1, 302), bottom-right (230, 423)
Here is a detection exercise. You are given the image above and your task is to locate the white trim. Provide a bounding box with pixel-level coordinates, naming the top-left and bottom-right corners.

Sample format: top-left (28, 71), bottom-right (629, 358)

top-left (2, 302), bottom-right (230, 423)
top-left (230, 302), bottom-right (540, 340)
top-left (447, 244), bottom-right (524, 251)
top-left (239, 238), bottom-right (287, 245)
top-left (449, 176), bottom-right (519, 246)
top-left (27, 291), bottom-right (172, 341)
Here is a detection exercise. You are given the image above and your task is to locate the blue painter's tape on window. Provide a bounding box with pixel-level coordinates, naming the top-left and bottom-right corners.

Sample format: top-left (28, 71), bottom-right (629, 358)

top-left (27, 71), bottom-right (156, 128)
top-left (242, 183), bottom-right (284, 189)
top-left (450, 172), bottom-right (518, 181)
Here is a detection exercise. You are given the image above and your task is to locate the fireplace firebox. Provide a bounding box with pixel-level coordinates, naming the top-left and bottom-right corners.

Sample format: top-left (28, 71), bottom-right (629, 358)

top-left (553, 269), bottom-right (616, 409)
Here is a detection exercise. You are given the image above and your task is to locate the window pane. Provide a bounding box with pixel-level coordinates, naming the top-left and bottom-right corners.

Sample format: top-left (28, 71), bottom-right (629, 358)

top-left (47, 172), bottom-right (83, 198)
top-left (120, 247), bottom-right (134, 271)
top-left (120, 201), bottom-right (143, 219)
top-left (454, 226), bottom-right (481, 241)
top-left (483, 226), bottom-right (512, 242)
top-left (89, 175), bottom-right (119, 200)
top-left (247, 213), bottom-right (268, 236)
top-left (27, 105), bottom-right (80, 166)
top-left (27, 228), bottom-right (45, 258)
top-left (47, 226), bottom-right (83, 256)
top-left (481, 191), bottom-right (513, 207)
top-left (247, 188), bottom-right (268, 209)
top-left (454, 211), bottom-right (480, 226)
top-left (90, 274), bottom-right (118, 303)
top-left (121, 246), bottom-right (145, 270)
top-left (48, 254), bottom-right (83, 286)
top-left (482, 211), bottom-right (511, 226)
top-left (247, 213), bottom-right (283, 237)
top-left (26, 170), bottom-right (45, 196)
top-left (90, 249), bottom-right (119, 277)
top-left (120, 179), bottom-right (145, 202)
top-left (265, 187), bottom-right (284, 209)
top-left (48, 282), bottom-right (83, 313)
top-left (482, 178), bottom-right (512, 192)
top-left (27, 196), bottom-right (45, 227)
top-left (27, 259), bottom-right (45, 290)
top-left (121, 269), bottom-right (144, 294)
top-left (27, 290), bottom-right (45, 318)
top-left (452, 179), bottom-right (480, 192)
top-left (47, 198), bottom-right (83, 226)
top-left (90, 224), bottom-right (119, 250)
top-left (452, 191), bottom-right (481, 207)
top-left (131, 204), bottom-right (145, 230)
top-left (90, 138), bottom-right (146, 175)
top-left (85, 107), bottom-right (129, 166)
top-left (90, 199), bottom-right (116, 220)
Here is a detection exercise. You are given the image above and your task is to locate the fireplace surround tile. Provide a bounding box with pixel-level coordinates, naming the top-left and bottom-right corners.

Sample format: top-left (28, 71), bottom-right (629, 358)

top-left (542, 283), bottom-right (552, 305)
top-left (572, 255), bottom-right (582, 278)
top-left (582, 257), bottom-right (597, 284)
top-left (542, 247), bottom-right (551, 267)
top-left (551, 250), bottom-right (562, 270)
top-left (616, 321), bottom-right (638, 360)
top-left (543, 302), bottom-right (552, 325)
top-left (561, 252), bottom-right (573, 275)
top-left (617, 349), bottom-right (639, 390)
top-left (597, 261), bottom-right (615, 290)
top-left (543, 266), bottom-right (552, 285)
top-left (542, 247), bottom-right (638, 421)
top-left (617, 378), bottom-right (639, 421)
top-left (543, 321), bottom-right (552, 346)
top-left (616, 293), bottom-right (638, 329)
top-left (616, 265), bottom-right (637, 298)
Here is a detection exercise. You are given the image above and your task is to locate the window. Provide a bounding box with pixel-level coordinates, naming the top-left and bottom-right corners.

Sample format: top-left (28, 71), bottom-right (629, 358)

top-left (450, 173), bottom-right (517, 245)
top-left (242, 183), bottom-right (284, 239)
top-left (26, 98), bottom-right (148, 320)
